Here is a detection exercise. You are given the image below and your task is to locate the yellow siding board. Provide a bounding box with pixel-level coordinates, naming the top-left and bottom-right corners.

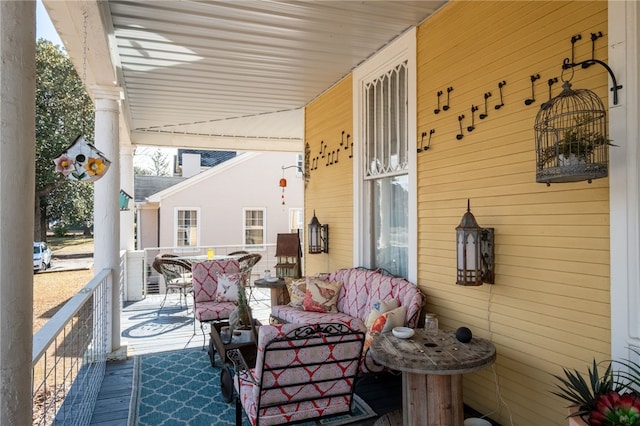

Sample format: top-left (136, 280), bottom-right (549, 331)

top-left (306, 1), bottom-right (610, 424)
top-left (305, 75), bottom-right (353, 274)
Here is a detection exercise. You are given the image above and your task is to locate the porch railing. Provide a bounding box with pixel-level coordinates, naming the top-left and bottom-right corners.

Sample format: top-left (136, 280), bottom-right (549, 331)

top-left (32, 267), bottom-right (112, 426)
top-left (143, 244), bottom-right (279, 296)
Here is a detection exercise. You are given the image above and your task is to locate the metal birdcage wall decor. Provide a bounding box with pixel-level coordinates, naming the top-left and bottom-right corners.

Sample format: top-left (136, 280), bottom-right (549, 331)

top-left (534, 32), bottom-right (621, 186)
top-left (534, 81), bottom-right (610, 185)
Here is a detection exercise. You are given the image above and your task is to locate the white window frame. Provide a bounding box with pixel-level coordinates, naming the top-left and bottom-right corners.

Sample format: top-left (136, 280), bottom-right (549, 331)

top-left (352, 27), bottom-right (417, 283)
top-left (173, 207), bottom-right (200, 253)
top-left (243, 207), bottom-right (267, 251)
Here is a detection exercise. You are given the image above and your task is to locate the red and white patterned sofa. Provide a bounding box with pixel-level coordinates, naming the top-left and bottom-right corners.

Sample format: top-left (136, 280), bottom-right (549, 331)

top-left (270, 267), bottom-right (424, 373)
top-left (229, 323), bottom-right (364, 426)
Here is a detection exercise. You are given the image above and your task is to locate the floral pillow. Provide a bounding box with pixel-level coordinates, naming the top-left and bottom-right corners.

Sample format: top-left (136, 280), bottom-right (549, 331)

top-left (215, 272), bottom-right (243, 302)
top-left (302, 278), bottom-right (342, 313)
top-left (369, 305), bottom-right (407, 334)
top-left (285, 277), bottom-right (307, 308)
top-left (364, 299), bottom-right (400, 328)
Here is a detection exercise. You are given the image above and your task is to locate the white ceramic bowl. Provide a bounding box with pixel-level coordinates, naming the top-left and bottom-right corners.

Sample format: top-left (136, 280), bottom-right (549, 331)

top-left (392, 326), bottom-right (415, 339)
top-left (265, 277), bottom-right (279, 283)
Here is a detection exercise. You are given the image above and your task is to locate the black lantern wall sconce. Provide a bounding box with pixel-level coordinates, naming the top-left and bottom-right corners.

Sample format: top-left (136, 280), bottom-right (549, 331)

top-left (308, 210), bottom-right (329, 254)
top-left (456, 200), bottom-right (494, 286)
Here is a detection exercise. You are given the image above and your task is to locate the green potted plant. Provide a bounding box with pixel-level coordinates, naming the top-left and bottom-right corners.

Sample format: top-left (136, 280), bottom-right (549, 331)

top-left (553, 348), bottom-right (640, 425)
top-left (539, 115), bottom-right (614, 168)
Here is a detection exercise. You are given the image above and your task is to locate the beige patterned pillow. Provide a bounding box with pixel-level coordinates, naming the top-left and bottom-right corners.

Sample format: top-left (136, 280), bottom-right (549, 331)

top-left (285, 277), bottom-right (307, 308)
top-left (302, 278), bottom-right (342, 313)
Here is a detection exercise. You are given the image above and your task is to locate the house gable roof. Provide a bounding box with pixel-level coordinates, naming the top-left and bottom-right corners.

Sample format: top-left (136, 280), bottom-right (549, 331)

top-left (147, 152), bottom-right (260, 202)
top-left (134, 175), bottom-right (188, 202)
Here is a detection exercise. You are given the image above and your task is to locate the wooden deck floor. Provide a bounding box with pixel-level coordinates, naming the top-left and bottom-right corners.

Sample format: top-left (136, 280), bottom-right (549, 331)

top-left (89, 288), bottom-right (403, 425)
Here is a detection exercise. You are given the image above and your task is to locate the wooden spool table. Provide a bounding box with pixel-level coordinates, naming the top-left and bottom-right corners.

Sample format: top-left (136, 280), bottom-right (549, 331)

top-left (369, 328), bottom-right (496, 426)
top-left (253, 277), bottom-right (290, 306)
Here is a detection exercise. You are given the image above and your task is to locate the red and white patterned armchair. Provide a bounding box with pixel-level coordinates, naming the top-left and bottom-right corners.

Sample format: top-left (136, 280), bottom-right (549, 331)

top-left (228, 323), bottom-right (365, 426)
top-left (191, 259), bottom-right (241, 345)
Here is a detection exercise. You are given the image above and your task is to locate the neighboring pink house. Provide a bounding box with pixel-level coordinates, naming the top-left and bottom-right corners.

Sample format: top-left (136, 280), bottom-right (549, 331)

top-left (135, 150), bottom-right (304, 254)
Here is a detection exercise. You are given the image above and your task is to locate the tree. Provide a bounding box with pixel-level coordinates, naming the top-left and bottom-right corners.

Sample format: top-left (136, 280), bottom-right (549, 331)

top-left (35, 39), bottom-right (95, 240)
top-left (134, 148), bottom-right (171, 176)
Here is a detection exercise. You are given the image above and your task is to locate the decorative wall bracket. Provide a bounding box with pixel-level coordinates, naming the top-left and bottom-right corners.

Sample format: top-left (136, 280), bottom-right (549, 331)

top-left (562, 32), bottom-right (622, 105)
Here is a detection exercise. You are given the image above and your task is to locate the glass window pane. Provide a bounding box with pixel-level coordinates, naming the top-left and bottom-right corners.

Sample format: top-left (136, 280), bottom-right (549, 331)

top-left (372, 175), bottom-right (408, 278)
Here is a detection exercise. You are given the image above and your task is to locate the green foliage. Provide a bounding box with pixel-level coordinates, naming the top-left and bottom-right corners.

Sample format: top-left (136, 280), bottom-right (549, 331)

top-left (553, 359), bottom-right (618, 418)
top-left (553, 348), bottom-right (640, 423)
top-left (539, 114), bottom-right (614, 167)
top-left (35, 39), bottom-right (95, 237)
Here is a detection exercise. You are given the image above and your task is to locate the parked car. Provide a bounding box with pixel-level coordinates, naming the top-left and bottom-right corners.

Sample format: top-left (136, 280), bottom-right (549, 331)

top-left (33, 242), bottom-right (52, 272)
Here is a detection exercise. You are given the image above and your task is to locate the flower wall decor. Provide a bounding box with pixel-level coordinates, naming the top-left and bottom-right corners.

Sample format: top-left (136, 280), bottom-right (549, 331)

top-left (53, 135), bottom-right (111, 182)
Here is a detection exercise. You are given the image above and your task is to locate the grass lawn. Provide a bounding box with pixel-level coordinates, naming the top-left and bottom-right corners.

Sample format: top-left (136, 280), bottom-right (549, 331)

top-left (33, 237), bottom-right (94, 334)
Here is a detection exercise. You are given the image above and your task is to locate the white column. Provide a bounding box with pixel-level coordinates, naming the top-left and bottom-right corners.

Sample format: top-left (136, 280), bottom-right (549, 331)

top-left (0, 2), bottom-right (35, 423)
top-left (92, 85), bottom-right (122, 353)
top-left (609, 0), bottom-right (640, 361)
top-left (120, 144), bottom-right (135, 251)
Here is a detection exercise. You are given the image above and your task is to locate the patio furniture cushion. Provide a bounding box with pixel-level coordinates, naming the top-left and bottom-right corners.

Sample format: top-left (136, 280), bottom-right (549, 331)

top-left (270, 267), bottom-right (424, 374)
top-left (364, 299), bottom-right (400, 328)
top-left (271, 305), bottom-right (365, 332)
top-left (302, 278), bottom-right (342, 313)
top-left (192, 259), bottom-right (241, 323)
top-left (285, 277), bottom-right (306, 307)
top-left (230, 323), bottom-right (364, 426)
top-left (215, 272), bottom-right (243, 302)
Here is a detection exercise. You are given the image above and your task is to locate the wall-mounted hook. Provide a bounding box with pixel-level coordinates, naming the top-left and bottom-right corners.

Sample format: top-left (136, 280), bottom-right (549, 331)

top-left (319, 141), bottom-right (324, 155)
top-left (339, 131), bottom-right (346, 147)
top-left (562, 32), bottom-right (622, 105)
top-left (443, 87), bottom-right (453, 111)
top-left (347, 134), bottom-right (353, 159)
top-left (467, 105), bottom-right (478, 132)
top-left (495, 81), bottom-right (506, 110)
top-left (570, 33), bottom-right (582, 64)
top-left (334, 150), bottom-right (339, 164)
top-left (585, 31), bottom-right (603, 68)
top-left (456, 115), bottom-right (465, 140)
top-left (320, 142), bottom-right (327, 158)
top-left (524, 74), bottom-right (540, 106)
top-left (434, 90), bottom-right (443, 114)
top-left (479, 92), bottom-right (492, 119)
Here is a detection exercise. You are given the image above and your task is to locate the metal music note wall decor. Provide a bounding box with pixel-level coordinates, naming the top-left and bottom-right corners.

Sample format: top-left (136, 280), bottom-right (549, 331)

top-left (456, 115), bottom-right (465, 140)
top-left (525, 74), bottom-right (541, 106)
top-left (308, 130), bottom-right (353, 171)
top-left (479, 92), bottom-right (492, 119)
top-left (495, 81), bottom-right (506, 110)
top-left (417, 129), bottom-right (435, 153)
top-left (443, 86), bottom-right (454, 111)
top-left (434, 90), bottom-right (443, 114)
top-left (467, 105), bottom-right (478, 132)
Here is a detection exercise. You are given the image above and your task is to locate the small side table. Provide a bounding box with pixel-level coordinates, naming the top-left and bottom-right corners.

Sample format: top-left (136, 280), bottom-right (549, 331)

top-left (254, 277), bottom-right (290, 306)
top-left (369, 328), bottom-right (496, 426)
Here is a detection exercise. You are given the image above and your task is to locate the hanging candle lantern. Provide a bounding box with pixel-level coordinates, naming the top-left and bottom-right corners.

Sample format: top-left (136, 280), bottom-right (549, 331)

top-left (53, 135), bottom-right (111, 182)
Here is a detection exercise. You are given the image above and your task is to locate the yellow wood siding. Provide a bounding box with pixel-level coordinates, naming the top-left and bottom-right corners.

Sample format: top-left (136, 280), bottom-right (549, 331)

top-left (416, 1), bottom-right (609, 425)
top-left (304, 1), bottom-right (610, 424)
top-left (304, 76), bottom-right (354, 274)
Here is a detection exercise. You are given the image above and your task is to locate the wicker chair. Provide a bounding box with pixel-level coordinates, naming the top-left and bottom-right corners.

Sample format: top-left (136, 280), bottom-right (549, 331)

top-left (152, 254), bottom-right (193, 312)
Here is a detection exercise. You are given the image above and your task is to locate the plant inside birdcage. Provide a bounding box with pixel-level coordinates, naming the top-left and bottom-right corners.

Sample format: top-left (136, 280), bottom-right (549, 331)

top-left (538, 115), bottom-right (615, 168)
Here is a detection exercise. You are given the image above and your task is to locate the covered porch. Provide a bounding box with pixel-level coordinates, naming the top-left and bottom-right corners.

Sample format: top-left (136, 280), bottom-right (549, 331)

top-left (1, 1), bottom-right (640, 425)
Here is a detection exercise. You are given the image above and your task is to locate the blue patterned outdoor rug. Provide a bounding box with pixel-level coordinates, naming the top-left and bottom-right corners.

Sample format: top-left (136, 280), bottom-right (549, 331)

top-left (128, 348), bottom-right (377, 426)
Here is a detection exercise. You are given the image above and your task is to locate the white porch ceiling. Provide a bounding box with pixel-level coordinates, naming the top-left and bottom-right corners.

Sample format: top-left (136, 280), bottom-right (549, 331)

top-left (43, 0), bottom-right (447, 151)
